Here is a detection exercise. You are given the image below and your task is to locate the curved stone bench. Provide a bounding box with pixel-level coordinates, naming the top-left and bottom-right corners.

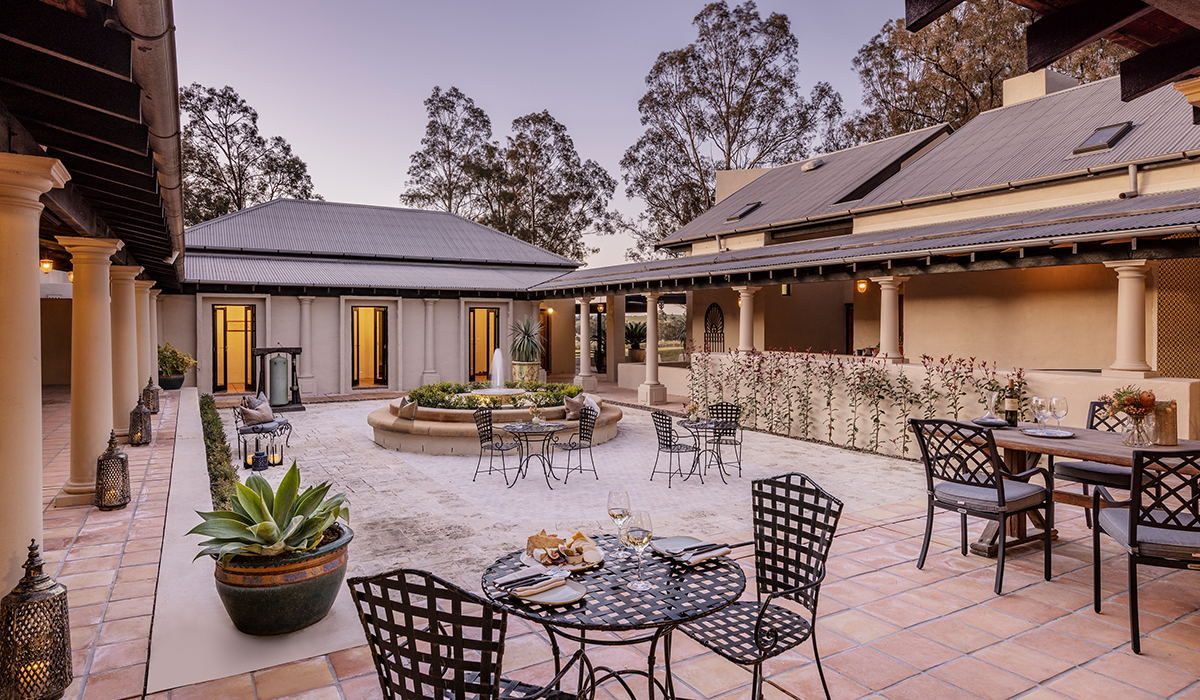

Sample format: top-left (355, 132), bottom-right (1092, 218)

top-left (368, 400), bottom-right (623, 455)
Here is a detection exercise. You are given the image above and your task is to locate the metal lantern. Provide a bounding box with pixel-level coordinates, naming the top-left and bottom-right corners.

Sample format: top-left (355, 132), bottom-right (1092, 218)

top-left (128, 396), bottom-right (151, 446)
top-left (267, 436), bottom-right (285, 467)
top-left (0, 541), bottom-right (73, 700)
top-left (141, 377), bottom-right (159, 415)
top-left (94, 431), bottom-right (130, 511)
top-left (252, 450), bottom-right (268, 472)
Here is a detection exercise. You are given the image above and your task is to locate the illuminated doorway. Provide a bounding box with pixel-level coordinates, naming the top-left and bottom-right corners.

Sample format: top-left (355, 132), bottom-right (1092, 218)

top-left (539, 308), bottom-right (551, 371)
top-left (352, 306), bottom-right (388, 388)
top-left (469, 307), bottom-right (500, 381)
top-left (213, 305), bottom-right (255, 393)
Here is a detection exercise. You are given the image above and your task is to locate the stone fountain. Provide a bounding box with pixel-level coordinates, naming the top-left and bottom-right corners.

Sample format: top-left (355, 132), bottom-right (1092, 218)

top-left (471, 348), bottom-right (524, 398)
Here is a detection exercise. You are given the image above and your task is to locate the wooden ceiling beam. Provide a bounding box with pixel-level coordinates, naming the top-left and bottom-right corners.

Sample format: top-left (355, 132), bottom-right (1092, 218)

top-left (1027, 0), bottom-right (1157, 71)
top-left (1120, 30), bottom-right (1200, 100)
top-left (905, 0), bottom-right (965, 32)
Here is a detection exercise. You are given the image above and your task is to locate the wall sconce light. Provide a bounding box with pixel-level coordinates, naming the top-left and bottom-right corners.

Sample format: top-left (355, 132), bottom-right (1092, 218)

top-left (0, 541), bottom-right (73, 699)
top-left (546, 307), bottom-right (553, 314)
top-left (94, 431), bottom-right (130, 510)
top-left (737, 296), bottom-right (742, 307)
top-left (781, 284), bottom-right (791, 296)
top-left (39, 258), bottom-right (53, 274)
top-left (67, 271), bottom-right (74, 283)
top-left (597, 305), bottom-right (605, 313)
top-left (856, 280), bottom-right (868, 293)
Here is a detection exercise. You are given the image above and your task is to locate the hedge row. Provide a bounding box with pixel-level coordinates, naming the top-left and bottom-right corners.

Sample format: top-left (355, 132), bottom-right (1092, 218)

top-left (199, 393), bottom-right (239, 510)
top-left (406, 381), bottom-right (584, 409)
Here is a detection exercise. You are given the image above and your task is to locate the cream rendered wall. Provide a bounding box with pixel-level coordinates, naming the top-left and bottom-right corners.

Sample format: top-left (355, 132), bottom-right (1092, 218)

top-left (400, 299), bottom-right (425, 391)
top-left (41, 299), bottom-right (72, 385)
top-left (544, 299), bottom-right (575, 375)
top-left (309, 297), bottom-right (340, 395)
top-left (159, 294), bottom-right (198, 387)
top-left (271, 296), bottom-right (300, 347)
top-left (762, 281), bottom-right (848, 353)
top-left (852, 283), bottom-right (881, 355)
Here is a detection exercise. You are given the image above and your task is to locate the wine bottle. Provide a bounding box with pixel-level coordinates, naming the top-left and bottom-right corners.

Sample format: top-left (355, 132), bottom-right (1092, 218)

top-left (1003, 378), bottom-right (1019, 427)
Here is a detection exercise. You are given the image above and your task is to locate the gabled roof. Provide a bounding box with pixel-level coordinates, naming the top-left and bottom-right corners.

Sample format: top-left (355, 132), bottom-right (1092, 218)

top-left (658, 124), bottom-right (951, 248)
top-left (184, 199), bottom-right (578, 269)
top-left (858, 77), bottom-right (1200, 208)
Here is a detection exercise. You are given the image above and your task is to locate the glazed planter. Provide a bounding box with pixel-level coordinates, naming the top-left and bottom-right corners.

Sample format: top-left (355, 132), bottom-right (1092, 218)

top-left (628, 348), bottom-right (646, 362)
top-left (159, 374), bottom-right (185, 390)
top-left (213, 524), bottom-right (352, 636)
top-left (512, 361), bottom-right (540, 384)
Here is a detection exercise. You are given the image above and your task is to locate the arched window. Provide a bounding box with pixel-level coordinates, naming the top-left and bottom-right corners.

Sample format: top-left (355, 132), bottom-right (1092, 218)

top-left (704, 303), bottom-right (724, 353)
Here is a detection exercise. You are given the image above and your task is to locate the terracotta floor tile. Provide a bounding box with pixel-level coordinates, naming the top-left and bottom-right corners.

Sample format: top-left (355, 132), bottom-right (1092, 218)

top-left (1048, 669), bottom-right (1160, 700)
top-left (119, 549), bottom-right (160, 567)
top-left (102, 596), bottom-right (154, 621)
top-left (68, 586), bottom-right (111, 609)
top-left (822, 580), bottom-right (888, 606)
top-left (167, 673), bottom-right (255, 700)
top-left (819, 610), bottom-right (901, 644)
top-left (1087, 649), bottom-right (1194, 696)
top-left (1152, 619), bottom-right (1200, 651)
top-left (769, 664), bottom-right (868, 700)
top-left (859, 597), bottom-right (939, 628)
top-left (846, 548), bottom-right (910, 570)
top-left (71, 603), bottom-right (106, 627)
top-left (502, 634), bottom-right (555, 670)
top-left (670, 653), bottom-right (750, 697)
top-left (896, 587), bottom-right (974, 616)
top-left (329, 646), bottom-right (375, 680)
top-left (57, 570), bottom-right (117, 590)
top-left (60, 555), bottom-right (122, 575)
top-left (826, 556), bottom-right (875, 579)
top-left (972, 641), bottom-right (1072, 683)
top-left (930, 575), bottom-right (998, 603)
top-left (869, 630), bottom-right (960, 671)
top-left (1018, 580), bottom-right (1095, 611)
top-left (1013, 628), bottom-right (1108, 665)
top-left (89, 639), bottom-right (149, 673)
top-left (96, 615), bottom-right (151, 646)
top-left (912, 618), bottom-right (999, 654)
top-left (79, 663), bottom-right (145, 700)
top-left (825, 647), bottom-right (917, 691)
top-left (879, 674), bottom-right (978, 700)
top-left (339, 674), bottom-right (386, 700)
top-left (985, 593), bottom-right (1072, 625)
top-left (71, 624), bottom-right (98, 651)
top-left (949, 605), bottom-right (1036, 638)
top-left (1046, 611), bottom-right (1134, 649)
top-left (254, 657), bottom-right (336, 700)
top-left (853, 570), bottom-right (922, 595)
top-left (122, 538), bottom-right (162, 553)
top-left (928, 656), bottom-right (1034, 700)
top-left (109, 580), bottom-right (156, 601)
top-left (1130, 637), bottom-right (1200, 676)
top-left (114, 564), bottom-right (158, 583)
top-left (275, 687), bottom-right (341, 700)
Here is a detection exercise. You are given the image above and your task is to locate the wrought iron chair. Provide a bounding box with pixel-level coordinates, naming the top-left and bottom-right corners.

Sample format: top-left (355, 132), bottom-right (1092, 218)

top-left (473, 407), bottom-right (519, 485)
top-left (680, 473), bottom-right (843, 700)
top-left (649, 411), bottom-right (700, 487)
top-left (1092, 448), bottom-right (1200, 654)
top-left (555, 406), bottom-right (598, 483)
top-left (232, 403), bottom-right (292, 470)
top-left (1054, 400), bottom-right (1133, 528)
top-left (707, 401), bottom-right (744, 477)
top-left (347, 568), bottom-right (593, 700)
top-left (911, 419), bottom-right (1054, 595)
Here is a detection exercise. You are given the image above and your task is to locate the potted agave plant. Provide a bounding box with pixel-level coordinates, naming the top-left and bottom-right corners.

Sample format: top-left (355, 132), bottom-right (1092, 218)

top-left (188, 464), bottom-right (352, 635)
top-left (510, 317), bottom-right (544, 384)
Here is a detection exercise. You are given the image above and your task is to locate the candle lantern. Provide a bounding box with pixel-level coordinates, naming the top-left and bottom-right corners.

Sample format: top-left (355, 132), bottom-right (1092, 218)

top-left (128, 396), bottom-right (151, 446)
top-left (267, 436), bottom-right (284, 467)
top-left (141, 377), bottom-right (159, 415)
top-left (1153, 400), bottom-right (1178, 446)
top-left (0, 540), bottom-right (73, 700)
top-left (94, 431), bottom-right (130, 511)
top-left (252, 450), bottom-right (268, 471)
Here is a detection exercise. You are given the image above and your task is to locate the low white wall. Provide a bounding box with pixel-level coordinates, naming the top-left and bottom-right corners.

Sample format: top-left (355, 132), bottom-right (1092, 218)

top-left (617, 362), bottom-right (690, 396)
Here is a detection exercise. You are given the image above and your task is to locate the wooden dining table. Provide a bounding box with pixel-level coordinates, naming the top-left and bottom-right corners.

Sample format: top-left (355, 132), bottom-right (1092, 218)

top-left (972, 422), bottom-right (1200, 557)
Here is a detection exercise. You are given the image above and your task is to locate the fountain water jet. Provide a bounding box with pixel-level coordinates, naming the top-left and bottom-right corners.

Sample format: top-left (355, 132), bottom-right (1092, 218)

top-left (472, 347), bottom-right (524, 397)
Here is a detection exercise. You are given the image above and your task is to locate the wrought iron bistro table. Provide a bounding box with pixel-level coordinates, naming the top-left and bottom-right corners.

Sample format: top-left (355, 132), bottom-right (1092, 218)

top-left (677, 419), bottom-right (739, 484)
top-left (481, 534), bottom-right (746, 700)
top-left (501, 421), bottom-right (568, 489)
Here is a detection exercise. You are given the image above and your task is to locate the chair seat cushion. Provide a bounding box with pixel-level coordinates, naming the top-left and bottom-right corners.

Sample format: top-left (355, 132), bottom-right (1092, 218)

top-left (554, 440), bottom-right (590, 451)
top-left (1054, 460), bottom-right (1133, 489)
top-left (1096, 508), bottom-right (1200, 560)
top-left (486, 441), bottom-right (519, 451)
top-left (681, 600), bottom-right (813, 664)
top-left (663, 444), bottom-right (699, 453)
top-left (238, 420), bottom-right (281, 434)
top-left (934, 479), bottom-right (1045, 513)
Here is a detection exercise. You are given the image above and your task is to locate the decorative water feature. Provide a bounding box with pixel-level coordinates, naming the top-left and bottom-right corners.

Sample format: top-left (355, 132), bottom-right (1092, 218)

top-left (472, 348), bottom-right (524, 398)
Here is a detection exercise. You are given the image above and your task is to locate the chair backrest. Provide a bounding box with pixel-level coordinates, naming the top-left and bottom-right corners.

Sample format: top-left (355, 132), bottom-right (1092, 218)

top-left (708, 402), bottom-right (741, 437)
top-left (346, 568), bottom-right (507, 700)
top-left (1129, 449), bottom-right (1200, 548)
top-left (577, 405), bottom-right (597, 444)
top-left (751, 473), bottom-right (843, 614)
top-left (474, 407), bottom-right (494, 445)
top-left (651, 411), bottom-right (676, 449)
top-left (910, 419), bottom-right (1007, 499)
top-left (1087, 400), bottom-right (1125, 432)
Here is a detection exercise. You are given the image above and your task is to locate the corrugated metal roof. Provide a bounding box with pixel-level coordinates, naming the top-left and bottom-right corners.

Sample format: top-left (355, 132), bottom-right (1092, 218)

top-left (659, 124), bottom-right (950, 246)
top-left (859, 77), bottom-right (1200, 207)
top-left (532, 188), bottom-right (1200, 291)
top-left (184, 199), bottom-right (578, 268)
top-left (186, 254), bottom-right (571, 292)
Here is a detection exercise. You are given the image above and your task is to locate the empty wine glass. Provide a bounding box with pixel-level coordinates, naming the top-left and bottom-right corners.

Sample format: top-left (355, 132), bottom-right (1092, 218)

top-left (607, 490), bottom-right (631, 559)
top-left (1029, 396), bottom-right (1047, 425)
top-left (625, 511), bottom-right (654, 592)
top-left (1050, 397), bottom-right (1068, 427)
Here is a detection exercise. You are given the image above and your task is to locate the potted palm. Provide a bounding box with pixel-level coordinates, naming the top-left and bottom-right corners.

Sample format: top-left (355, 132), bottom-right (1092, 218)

top-left (188, 464), bottom-right (352, 635)
top-left (158, 343), bottom-right (198, 390)
top-left (626, 321), bottom-right (647, 362)
top-left (510, 317), bottom-right (544, 383)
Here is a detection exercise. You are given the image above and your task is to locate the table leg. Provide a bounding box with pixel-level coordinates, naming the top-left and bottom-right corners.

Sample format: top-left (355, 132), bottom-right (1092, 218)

top-left (970, 448), bottom-right (1058, 557)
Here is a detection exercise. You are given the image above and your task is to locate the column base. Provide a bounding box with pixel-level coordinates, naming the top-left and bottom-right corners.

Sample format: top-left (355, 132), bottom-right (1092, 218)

top-left (54, 491), bottom-right (95, 508)
top-left (1102, 368), bottom-right (1159, 378)
top-left (299, 376), bottom-right (316, 394)
top-left (638, 382), bottom-right (667, 405)
top-left (877, 354), bottom-right (906, 364)
top-left (114, 427), bottom-right (129, 440)
top-left (574, 375), bottom-right (598, 392)
top-left (421, 372), bottom-right (442, 385)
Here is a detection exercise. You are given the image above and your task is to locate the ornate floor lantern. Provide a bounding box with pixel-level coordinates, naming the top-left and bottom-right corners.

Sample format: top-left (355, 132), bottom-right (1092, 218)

top-left (94, 431), bottom-right (130, 511)
top-left (251, 449), bottom-right (268, 472)
top-left (0, 541), bottom-right (72, 700)
top-left (142, 377), bottom-right (159, 415)
top-left (268, 435), bottom-right (285, 467)
top-left (128, 396), bottom-right (151, 446)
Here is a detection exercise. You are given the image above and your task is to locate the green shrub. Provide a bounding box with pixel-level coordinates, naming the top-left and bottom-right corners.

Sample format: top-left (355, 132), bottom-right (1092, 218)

top-left (199, 393), bottom-right (239, 510)
top-left (159, 343), bottom-right (198, 375)
top-left (406, 381), bottom-right (583, 409)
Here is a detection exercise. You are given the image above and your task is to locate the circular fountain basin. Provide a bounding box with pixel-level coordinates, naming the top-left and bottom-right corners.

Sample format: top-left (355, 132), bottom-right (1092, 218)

top-left (470, 387), bottom-right (526, 397)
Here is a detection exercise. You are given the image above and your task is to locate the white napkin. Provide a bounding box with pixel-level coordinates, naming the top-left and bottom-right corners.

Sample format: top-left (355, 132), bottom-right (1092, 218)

top-left (513, 578), bottom-right (566, 598)
top-left (495, 564), bottom-right (547, 586)
top-left (667, 542), bottom-right (713, 555)
top-left (684, 547), bottom-right (731, 565)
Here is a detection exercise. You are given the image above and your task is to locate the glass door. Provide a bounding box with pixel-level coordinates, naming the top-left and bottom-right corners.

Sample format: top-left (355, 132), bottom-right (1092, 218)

top-left (469, 307), bottom-right (500, 381)
top-left (213, 305), bottom-right (255, 393)
top-left (352, 306), bottom-right (388, 388)
top-left (539, 308), bottom-right (551, 371)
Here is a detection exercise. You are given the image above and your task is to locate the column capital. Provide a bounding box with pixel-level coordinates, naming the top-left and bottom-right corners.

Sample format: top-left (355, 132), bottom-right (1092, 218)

top-left (55, 236), bottom-right (121, 263)
top-left (731, 286), bottom-right (759, 296)
top-left (423, 297), bottom-right (437, 307)
top-left (869, 275), bottom-right (910, 288)
top-left (148, 289), bottom-right (162, 300)
top-left (577, 295), bottom-right (594, 304)
top-left (645, 291), bottom-right (662, 302)
top-left (133, 279), bottom-right (156, 292)
top-left (110, 265), bottom-right (143, 281)
top-left (298, 295), bottom-right (315, 304)
top-left (1104, 259), bottom-right (1159, 273)
top-left (0, 153), bottom-right (70, 200)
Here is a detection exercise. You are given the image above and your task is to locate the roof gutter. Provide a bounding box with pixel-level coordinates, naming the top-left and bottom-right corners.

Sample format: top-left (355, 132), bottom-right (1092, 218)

top-left (108, 0), bottom-right (185, 281)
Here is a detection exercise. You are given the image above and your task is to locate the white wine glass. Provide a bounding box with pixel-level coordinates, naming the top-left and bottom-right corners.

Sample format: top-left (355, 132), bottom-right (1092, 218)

top-left (1051, 397), bottom-right (1068, 427)
top-left (625, 511), bottom-right (653, 592)
top-left (607, 490), bottom-right (631, 560)
top-left (1029, 396), bottom-right (1047, 425)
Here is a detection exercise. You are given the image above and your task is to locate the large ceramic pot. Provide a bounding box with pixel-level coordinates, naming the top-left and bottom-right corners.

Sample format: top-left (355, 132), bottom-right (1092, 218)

top-left (628, 348), bottom-right (646, 362)
top-left (159, 374), bottom-right (185, 390)
top-left (213, 523), bottom-right (352, 636)
top-left (512, 361), bottom-right (540, 384)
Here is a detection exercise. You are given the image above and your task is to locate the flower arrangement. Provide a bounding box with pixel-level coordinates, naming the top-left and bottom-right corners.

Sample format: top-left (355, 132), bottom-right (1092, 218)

top-left (1100, 385), bottom-right (1156, 446)
top-left (685, 402), bottom-right (699, 420)
top-left (529, 405), bottom-right (544, 423)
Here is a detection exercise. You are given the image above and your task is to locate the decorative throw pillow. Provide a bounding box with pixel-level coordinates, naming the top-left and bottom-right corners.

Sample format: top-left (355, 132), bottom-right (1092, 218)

top-left (238, 401), bottom-right (274, 426)
top-left (583, 395), bottom-right (601, 417)
top-left (395, 397), bottom-right (418, 420)
top-left (564, 394), bottom-right (586, 420)
top-left (244, 392), bottom-right (268, 409)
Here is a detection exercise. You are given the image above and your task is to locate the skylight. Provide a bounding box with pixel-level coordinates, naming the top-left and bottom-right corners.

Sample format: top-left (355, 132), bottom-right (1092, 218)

top-left (726, 201), bottom-right (762, 222)
top-left (1073, 122), bottom-right (1132, 155)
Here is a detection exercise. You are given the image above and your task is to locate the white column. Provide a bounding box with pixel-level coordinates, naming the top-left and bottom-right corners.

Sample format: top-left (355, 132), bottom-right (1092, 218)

top-left (148, 289), bottom-right (161, 386)
top-left (421, 298), bottom-right (440, 385)
top-left (56, 237), bottom-right (121, 508)
top-left (732, 286), bottom-right (759, 351)
top-left (134, 280), bottom-right (154, 391)
top-left (638, 292), bottom-right (667, 405)
top-left (110, 265), bottom-right (143, 436)
top-left (870, 276), bottom-right (909, 364)
top-left (574, 296), bottom-right (597, 391)
top-left (1104, 260), bottom-right (1158, 377)
top-left (298, 296), bottom-right (316, 393)
top-left (0, 153), bottom-right (68, 592)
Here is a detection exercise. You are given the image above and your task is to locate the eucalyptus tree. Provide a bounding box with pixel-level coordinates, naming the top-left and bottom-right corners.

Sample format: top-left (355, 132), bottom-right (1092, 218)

top-left (400, 86), bottom-right (493, 217)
